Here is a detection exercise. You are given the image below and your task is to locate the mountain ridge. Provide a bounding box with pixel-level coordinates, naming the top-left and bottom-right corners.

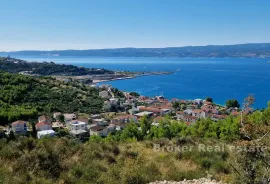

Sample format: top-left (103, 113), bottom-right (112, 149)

top-left (1, 43), bottom-right (270, 58)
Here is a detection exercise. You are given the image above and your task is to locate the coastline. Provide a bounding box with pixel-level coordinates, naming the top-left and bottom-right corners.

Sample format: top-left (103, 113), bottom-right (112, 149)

top-left (92, 71), bottom-right (173, 83)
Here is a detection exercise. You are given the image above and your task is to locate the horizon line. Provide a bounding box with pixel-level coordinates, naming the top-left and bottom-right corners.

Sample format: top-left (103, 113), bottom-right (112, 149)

top-left (1, 42), bottom-right (270, 52)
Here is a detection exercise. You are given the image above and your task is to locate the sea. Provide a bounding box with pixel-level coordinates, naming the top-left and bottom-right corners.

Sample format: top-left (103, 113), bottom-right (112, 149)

top-left (2, 55), bottom-right (270, 109)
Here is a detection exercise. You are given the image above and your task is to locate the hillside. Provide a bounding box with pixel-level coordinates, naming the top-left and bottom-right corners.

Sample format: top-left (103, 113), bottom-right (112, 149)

top-left (0, 72), bottom-right (104, 125)
top-left (0, 57), bottom-right (114, 76)
top-left (1, 43), bottom-right (270, 58)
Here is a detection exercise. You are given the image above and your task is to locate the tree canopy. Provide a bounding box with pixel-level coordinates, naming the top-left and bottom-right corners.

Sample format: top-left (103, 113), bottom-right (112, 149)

top-left (226, 99), bottom-right (240, 108)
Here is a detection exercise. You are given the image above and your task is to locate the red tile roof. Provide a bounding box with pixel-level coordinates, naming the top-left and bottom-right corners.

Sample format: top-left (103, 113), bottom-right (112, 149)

top-left (138, 106), bottom-right (162, 113)
top-left (193, 109), bottom-right (203, 113)
top-left (36, 122), bottom-right (51, 128)
top-left (12, 120), bottom-right (27, 126)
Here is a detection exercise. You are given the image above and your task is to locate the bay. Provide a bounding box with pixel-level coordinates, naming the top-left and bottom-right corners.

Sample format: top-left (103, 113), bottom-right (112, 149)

top-left (5, 55), bottom-right (270, 109)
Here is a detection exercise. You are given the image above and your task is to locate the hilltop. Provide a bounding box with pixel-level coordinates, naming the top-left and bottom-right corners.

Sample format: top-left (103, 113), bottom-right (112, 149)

top-left (1, 43), bottom-right (270, 58)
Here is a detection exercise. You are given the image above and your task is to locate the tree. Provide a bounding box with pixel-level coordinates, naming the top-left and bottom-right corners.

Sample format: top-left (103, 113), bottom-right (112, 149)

top-left (226, 99), bottom-right (240, 108)
top-left (205, 97), bottom-right (213, 103)
top-left (7, 130), bottom-right (16, 142)
top-left (139, 116), bottom-right (151, 138)
top-left (172, 102), bottom-right (180, 110)
top-left (129, 92), bottom-right (140, 97)
top-left (59, 115), bottom-right (65, 123)
top-left (31, 121), bottom-right (37, 138)
top-left (120, 122), bottom-right (140, 140)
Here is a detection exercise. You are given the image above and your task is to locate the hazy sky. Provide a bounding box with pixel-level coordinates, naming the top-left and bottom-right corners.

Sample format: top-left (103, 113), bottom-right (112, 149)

top-left (0, 0), bottom-right (270, 51)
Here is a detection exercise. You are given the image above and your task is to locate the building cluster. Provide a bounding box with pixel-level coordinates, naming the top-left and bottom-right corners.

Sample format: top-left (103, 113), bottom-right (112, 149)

top-left (7, 84), bottom-right (246, 139)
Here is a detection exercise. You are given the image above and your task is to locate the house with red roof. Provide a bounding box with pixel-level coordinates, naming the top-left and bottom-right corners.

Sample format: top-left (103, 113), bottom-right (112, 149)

top-left (36, 122), bottom-right (52, 131)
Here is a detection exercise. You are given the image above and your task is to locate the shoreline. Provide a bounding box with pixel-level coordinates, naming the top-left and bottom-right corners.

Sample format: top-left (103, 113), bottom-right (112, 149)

top-left (92, 71), bottom-right (173, 83)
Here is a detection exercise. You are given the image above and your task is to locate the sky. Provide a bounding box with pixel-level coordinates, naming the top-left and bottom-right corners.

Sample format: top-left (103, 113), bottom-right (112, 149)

top-left (0, 0), bottom-right (270, 51)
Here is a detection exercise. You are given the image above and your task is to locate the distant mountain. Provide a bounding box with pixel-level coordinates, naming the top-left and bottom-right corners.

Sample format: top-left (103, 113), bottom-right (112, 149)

top-left (1, 43), bottom-right (270, 58)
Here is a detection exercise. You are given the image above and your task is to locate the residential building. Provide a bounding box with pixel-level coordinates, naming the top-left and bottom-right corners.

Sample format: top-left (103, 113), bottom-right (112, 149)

top-left (109, 98), bottom-right (119, 105)
top-left (111, 114), bottom-right (138, 124)
top-left (138, 106), bottom-right (164, 116)
top-left (176, 111), bottom-right (185, 121)
top-left (38, 115), bottom-right (51, 124)
top-left (63, 113), bottom-right (76, 123)
top-left (11, 120), bottom-right (27, 135)
top-left (90, 125), bottom-right (108, 136)
top-left (92, 118), bottom-right (108, 126)
top-left (68, 120), bottom-right (87, 135)
top-left (211, 114), bottom-right (228, 122)
top-left (184, 109), bottom-right (193, 115)
top-left (134, 111), bottom-right (154, 118)
top-left (192, 109), bottom-right (206, 119)
top-left (183, 116), bottom-right (197, 125)
top-left (37, 130), bottom-right (55, 139)
top-left (36, 122), bottom-right (52, 131)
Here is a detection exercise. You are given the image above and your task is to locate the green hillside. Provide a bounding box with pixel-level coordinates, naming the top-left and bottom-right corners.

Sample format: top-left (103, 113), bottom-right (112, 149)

top-left (0, 72), bottom-right (104, 125)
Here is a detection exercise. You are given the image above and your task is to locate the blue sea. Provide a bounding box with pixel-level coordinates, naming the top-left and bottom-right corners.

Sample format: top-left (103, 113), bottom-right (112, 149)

top-left (3, 55), bottom-right (270, 109)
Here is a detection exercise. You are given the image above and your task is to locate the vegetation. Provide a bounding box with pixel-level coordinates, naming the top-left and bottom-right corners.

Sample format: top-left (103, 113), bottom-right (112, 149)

top-left (129, 92), bottom-right (140, 97)
top-left (0, 71), bottom-right (269, 183)
top-left (0, 57), bottom-right (114, 76)
top-left (0, 103), bottom-right (270, 183)
top-left (206, 97), bottom-right (213, 103)
top-left (226, 99), bottom-right (240, 108)
top-left (0, 72), bottom-right (104, 125)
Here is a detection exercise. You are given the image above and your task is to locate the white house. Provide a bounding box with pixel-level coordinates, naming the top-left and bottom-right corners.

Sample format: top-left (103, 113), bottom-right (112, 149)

top-left (184, 109), bottom-right (193, 115)
top-left (109, 98), bottom-right (119, 105)
top-left (192, 109), bottom-right (206, 119)
top-left (36, 122), bottom-right (52, 131)
top-left (68, 120), bottom-right (87, 135)
top-left (11, 120), bottom-right (27, 135)
top-left (37, 130), bottom-right (55, 139)
top-left (99, 90), bottom-right (110, 98)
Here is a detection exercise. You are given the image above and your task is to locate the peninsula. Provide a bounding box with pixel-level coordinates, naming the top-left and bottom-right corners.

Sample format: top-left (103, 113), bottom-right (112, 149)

top-left (0, 57), bottom-right (173, 83)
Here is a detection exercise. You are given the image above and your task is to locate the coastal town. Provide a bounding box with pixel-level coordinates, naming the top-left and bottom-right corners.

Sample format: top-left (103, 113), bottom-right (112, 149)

top-left (3, 82), bottom-right (248, 140)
